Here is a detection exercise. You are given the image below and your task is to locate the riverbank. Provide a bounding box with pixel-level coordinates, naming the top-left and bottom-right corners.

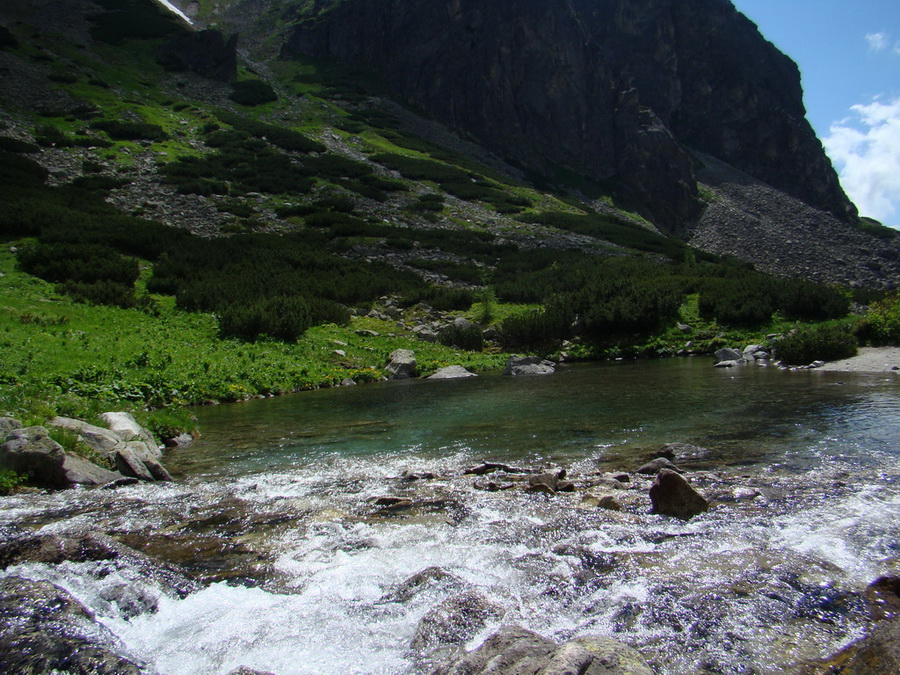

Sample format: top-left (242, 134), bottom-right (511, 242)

top-left (821, 346), bottom-right (900, 373)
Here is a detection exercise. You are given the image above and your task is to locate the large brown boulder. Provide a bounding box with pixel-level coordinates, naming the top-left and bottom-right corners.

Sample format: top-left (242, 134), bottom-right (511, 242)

top-left (649, 468), bottom-right (709, 520)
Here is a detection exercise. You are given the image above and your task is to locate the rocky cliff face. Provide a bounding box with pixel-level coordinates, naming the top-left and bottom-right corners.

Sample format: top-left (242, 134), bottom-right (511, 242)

top-left (280, 0), bottom-right (855, 232)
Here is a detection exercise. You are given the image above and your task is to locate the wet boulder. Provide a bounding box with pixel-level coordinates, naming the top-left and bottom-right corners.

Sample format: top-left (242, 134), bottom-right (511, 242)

top-left (411, 590), bottom-right (505, 653)
top-left (504, 356), bottom-right (556, 376)
top-left (433, 625), bottom-right (653, 675)
top-left (526, 470), bottom-right (575, 495)
top-left (656, 442), bottom-right (713, 464)
top-left (0, 527), bottom-right (201, 600)
top-left (0, 576), bottom-right (149, 675)
top-left (649, 469), bottom-right (709, 520)
top-left (714, 348), bottom-right (744, 365)
top-left (383, 566), bottom-right (468, 603)
top-left (386, 349), bottom-right (418, 379)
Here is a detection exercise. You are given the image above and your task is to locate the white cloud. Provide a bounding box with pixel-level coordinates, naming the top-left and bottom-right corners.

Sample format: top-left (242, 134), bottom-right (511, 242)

top-left (823, 97), bottom-right (900, 227)
top-left (867, 32), bottom-right (889, 51)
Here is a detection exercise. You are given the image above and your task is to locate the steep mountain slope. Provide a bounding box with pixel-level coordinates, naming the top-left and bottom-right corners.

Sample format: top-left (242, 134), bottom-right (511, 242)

top-left (0, 0), bottom-right (898, 294)
top-left (277, 0), bottom-right (853, 230)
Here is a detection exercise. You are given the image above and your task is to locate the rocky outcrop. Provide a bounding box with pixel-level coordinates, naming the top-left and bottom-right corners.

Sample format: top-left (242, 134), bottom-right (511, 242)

top-left (433, 625), bottom-right (653, 675)
top-left (48, 415), bottom-right (172, 483)
top-left (282, 0), bottom-right (855, 231)
top-left (0, 576), bottom-right (149, 675)
top-left (0, 425), bottom-right (122, 488)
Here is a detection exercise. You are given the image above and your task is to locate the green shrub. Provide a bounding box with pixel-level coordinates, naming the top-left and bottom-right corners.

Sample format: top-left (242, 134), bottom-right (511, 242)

top-left (229, 80), bottom-right (278, 106)
top-left (0, 469), bottom-right (25, 496)
top-left (17, 242), bottom-right (139, 286)
top-left (91, 120), bottom-right (168, 142)
top-left (58, 280), bottom-right (139, 309)
top-left (774, 324), bottom-right (858, 365)
top-left (438, 323), bottom-right (484, 352)
top-left (859, 294), bottom-right (900, 345)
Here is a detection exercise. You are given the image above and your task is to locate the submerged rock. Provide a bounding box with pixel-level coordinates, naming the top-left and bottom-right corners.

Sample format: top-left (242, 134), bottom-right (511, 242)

top-left (649, 469), bottom-right (709, 520)
top-left (0, 576), bottom-right (149, 675)
top-left (432, 625), bottom-right (653, 675)
top-left (383, 566), bottom-right (468, 604)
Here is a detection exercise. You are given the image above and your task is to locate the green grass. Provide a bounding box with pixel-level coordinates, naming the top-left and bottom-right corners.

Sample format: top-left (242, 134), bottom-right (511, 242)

top-left (0, 247), bottom-right (506, 424)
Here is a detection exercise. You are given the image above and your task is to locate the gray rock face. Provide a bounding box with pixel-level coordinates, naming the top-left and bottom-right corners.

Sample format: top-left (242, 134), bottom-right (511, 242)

top-left (429, 365), bottom-right (478, 380)
top-left (649, 469), bottom-right (709, 520)
top-left (0, 576), bottom-right (149, 675)
top-left (433, 625), bottom-right (653, 675)
top-left (0, 417), bottom-right (22, 436)
top-left (61, 453), bottom-right (123, 486)
top-left (386, 349), bottom-right (418, 379)
top-left (282, 0), bottom-right (854, 231)
top-left (504, 356), bottom-right (556, 376)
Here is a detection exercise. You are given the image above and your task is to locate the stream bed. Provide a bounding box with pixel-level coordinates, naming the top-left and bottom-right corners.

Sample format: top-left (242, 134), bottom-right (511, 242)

top-left (3, 358), bottom-right (900, 673)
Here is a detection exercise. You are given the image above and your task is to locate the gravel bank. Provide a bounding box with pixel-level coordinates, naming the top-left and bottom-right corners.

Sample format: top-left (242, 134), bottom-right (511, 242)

top-left (820, 347), bottom-right (900, 373)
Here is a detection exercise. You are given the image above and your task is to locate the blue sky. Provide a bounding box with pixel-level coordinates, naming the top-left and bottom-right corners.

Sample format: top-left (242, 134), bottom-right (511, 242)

top-left (731, 0), bottom-right (900, 227)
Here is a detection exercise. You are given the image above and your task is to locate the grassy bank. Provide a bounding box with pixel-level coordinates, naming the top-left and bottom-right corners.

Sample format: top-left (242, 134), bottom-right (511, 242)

top-left (0, 246), bottom-right (507, 431)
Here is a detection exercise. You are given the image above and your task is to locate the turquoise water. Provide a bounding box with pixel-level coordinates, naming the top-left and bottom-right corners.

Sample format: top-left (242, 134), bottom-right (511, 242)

top-left (173, 358), bottom-right (900, 477)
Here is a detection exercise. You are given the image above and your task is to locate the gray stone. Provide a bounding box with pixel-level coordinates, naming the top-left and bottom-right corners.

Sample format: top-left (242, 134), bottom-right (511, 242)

top-left (124, 441), bottom-right (173, 481)
top-left (0, 417), bottom-right (22, 437)
top-left (49, 417), bottom-right (122, 457)
top-left (99, 412), bottom-right (159, 456)
top-left (383, 567), bottom-right (468, 604)
top-left (504, 356), bottom-right (556, 376)
top-left (0, 576), bottom-right (149, 675)
top-left (433, 625), bottom-right (653, 675)
top-left (413, 325), bottom-right (439, 342)
top-left (580, 493), bottom-right (622, 511)
top-left (0, 426), bottom-right (67, 487)
top-left (115, 446), bottom-right (156, 482)
top-left (164, 432), bottom-right (194, 448)
top-left (385, 349), bottom-right (418, 379)
top-left (429, 365), bottom-right (478, 380)
top-left (714, 348), bottom-right (743, 363)
top-left (714, 359), bottom-right (741, 368)
top-left (61, 454), bottom-right (123, 486)
top-left (649, 469), bottom-right (709, 520)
